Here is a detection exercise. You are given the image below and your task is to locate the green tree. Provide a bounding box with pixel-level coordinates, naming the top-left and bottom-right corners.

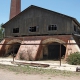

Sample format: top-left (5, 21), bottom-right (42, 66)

top-left (0, 23), bottom-right (4, 39)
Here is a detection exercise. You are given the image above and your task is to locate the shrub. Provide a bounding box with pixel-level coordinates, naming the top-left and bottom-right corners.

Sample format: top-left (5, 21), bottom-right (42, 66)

top-left (67, 52), bottom-right (80, 65)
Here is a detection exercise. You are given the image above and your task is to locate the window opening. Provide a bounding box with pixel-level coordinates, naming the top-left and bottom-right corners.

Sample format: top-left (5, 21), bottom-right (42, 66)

top-left (13, 28), bottom-right (19, 33)
top-left (48, 25), bottom-right (57, 31)
top-left (29, 26), bottom-right (39, 32)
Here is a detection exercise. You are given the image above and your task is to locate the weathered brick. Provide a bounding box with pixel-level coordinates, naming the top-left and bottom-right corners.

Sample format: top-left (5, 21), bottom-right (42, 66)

top-left (10, 0), bottom-right (21, 19)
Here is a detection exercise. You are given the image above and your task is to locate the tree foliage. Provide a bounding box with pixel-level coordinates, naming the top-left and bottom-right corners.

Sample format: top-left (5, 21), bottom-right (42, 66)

top-left (0, 23), bottom-right (4, 39)
top-left (67, 52), bottom-right (80, 65)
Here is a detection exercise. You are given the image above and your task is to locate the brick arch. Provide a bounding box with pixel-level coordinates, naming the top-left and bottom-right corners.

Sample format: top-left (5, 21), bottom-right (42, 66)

top-left (41, 38), bottom-right (66, 60)
top-left (42, 38), bottom-right (66, 47)
top-left (5, 39), bottom-right (22, 54)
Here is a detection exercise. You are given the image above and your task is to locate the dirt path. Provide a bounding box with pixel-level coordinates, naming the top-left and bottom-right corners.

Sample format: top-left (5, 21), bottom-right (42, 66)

top-left (0, 69), bottom-right (80, 80)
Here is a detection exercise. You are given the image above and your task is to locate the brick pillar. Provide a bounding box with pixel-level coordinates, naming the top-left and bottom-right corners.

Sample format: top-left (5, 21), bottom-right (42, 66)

top-left (10, 0), bottom-right (21, 19)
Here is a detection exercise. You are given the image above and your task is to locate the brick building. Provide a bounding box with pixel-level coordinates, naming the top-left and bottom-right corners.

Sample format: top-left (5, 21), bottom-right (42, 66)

top-left (0, 0), bottom-right (80, 60)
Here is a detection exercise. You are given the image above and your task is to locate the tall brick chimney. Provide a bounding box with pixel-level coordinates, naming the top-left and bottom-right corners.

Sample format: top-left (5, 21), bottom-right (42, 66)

top-left (10, 0), bottom-right (21, 19)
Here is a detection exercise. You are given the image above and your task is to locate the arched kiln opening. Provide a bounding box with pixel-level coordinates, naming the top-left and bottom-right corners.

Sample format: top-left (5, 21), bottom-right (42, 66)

top-left (5, 42), bottom-right (21, 57)
top-left (43, 42), bottom-right (66, 60)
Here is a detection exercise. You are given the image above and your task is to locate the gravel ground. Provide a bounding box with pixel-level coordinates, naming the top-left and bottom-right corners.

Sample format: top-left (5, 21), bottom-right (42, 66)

top-left (0, 58), bottom-right (80, 80)
top-left (0, 58), bottom-right (80, 71)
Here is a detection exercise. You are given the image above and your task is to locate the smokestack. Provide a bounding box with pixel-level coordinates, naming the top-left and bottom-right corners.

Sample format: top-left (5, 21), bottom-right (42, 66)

top-left (10, 0), bottom-right (21, 19)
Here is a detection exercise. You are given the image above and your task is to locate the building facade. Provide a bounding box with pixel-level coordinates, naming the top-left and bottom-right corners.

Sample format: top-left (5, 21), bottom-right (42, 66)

top-left (0, 0), bottom-right (80, 60)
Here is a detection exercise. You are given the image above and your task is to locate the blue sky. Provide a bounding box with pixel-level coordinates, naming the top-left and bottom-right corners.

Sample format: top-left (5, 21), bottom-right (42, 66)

top-left (0, 0), bottom-right (80, 24)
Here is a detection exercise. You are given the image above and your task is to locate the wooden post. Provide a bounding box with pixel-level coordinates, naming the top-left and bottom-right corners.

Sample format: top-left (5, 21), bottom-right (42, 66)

top-left (60, 44), bottom-right (61, 66)
top-left (13, 46), bottom-right (14, 62)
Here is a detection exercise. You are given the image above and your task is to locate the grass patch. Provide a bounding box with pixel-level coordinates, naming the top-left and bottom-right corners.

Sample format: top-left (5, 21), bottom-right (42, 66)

top-left (0, 64), bottom-right (80, 76)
